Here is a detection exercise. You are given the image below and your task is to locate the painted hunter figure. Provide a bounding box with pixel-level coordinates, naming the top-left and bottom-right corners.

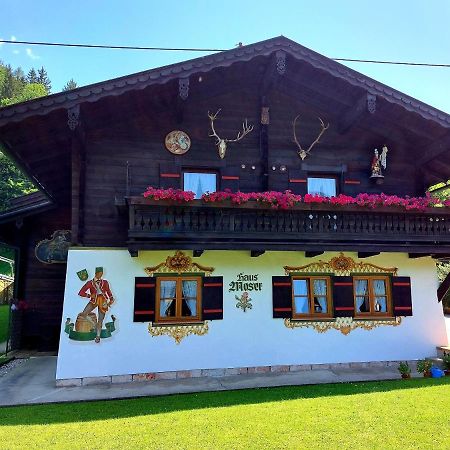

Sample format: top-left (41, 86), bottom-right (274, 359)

top-left (78, 267), bottom-right (115, 343)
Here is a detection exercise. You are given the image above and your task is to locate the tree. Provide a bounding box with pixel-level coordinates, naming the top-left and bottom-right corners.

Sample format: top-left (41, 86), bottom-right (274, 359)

top-left (0, 83), bottom-right (47, 107)
top-left (62, 78), bottom-right (78, 91)
top-left (37, 66), bottom-right (51, 94)
top-left (27, 68), bottom-right (38, 84)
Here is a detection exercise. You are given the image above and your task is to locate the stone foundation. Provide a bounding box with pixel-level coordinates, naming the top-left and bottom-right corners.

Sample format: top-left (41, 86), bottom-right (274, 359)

top-left (55, 360), bottom-right (418, 387)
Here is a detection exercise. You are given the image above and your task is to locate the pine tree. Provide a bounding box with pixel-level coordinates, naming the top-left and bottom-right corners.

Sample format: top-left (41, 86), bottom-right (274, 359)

top-left (62, 78), bottom-right (78, 91)
top-left (27, 68), bottom-right (38, 84)
top-left (37, 66), bottom-right (51, 94)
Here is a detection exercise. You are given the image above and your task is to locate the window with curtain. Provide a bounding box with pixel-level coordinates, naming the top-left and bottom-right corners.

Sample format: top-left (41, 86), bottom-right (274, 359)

top-left (156, 276), bottom-right (201, 322)
top-left (292, 276), bottom-right (332, 318)
top-left (183, 172), bottom-right (217, 199)
top-left (307, 177), bottom-right (337, 197)
top-left (353, 276), bottom-right (391, 316)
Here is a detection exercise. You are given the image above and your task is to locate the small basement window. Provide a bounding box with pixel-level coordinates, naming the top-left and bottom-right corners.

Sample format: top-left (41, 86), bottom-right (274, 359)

top-left (307, 177), bottom-right (337, 197)
top-left (183, 171), bottom-right (217, 199)
top-left (292, 276), bottom-right (333, 319)
top-left (156, 276), bottom-right (202, 323)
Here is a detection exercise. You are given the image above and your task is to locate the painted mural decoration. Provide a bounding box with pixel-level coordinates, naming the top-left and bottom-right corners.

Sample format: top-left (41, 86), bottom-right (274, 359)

top-left (370, 145), bottom-right (388, 183)
top-left (235, 292), bottom-right (252, 312)
top-left (35, 230), bottom-right (71, 264)
top-left (165, 130), bottom-right (191, 155)
top-left (64, 267), bottom-right (117, 343)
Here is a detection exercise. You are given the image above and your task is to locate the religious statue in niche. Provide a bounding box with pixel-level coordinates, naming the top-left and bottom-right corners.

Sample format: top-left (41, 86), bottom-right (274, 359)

top-left (370, 145), bottom-right (388, 183)
top-left (208, 109), bottom-right (254, 159)
top-left (235, 292), bottom-right (253, 312)
top-left (64, 267), bottom-right (117, 343)
top-left (35, 230), bottom-right (71, 264)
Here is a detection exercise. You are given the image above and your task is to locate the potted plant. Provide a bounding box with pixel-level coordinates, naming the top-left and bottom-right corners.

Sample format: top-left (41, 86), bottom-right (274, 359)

top-left (442, 352), bottom-right (450, 376)
top-left (416, 359), bottom-right (433, 377)
top-left (398, 361), bottom-right (411, 379)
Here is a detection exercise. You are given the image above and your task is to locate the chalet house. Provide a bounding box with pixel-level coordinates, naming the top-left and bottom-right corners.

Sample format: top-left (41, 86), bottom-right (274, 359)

top-left (0, 37), bottom-right (449, 384)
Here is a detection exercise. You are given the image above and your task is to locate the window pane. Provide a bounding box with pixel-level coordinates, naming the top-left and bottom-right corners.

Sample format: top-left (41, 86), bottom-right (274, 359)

top-left (184, 172), bottom-right (217, 199)
top-left (356, 296), bottom-right (370, 313)
top-left (293, 279), bottom-right (308, 296)
top-left (313, 279), bottom-right (327, 296)
top-left (313, 296), bottom-right (327, 314)
top-left (373, 280), bottom-right (386, 295)
top-left (160, 280), bottom-right (176, 317)
top-left (374, 297), bottom-right (387, 313)
top-left (354, 280), bottom-right (368, 296)
top-left (294, 297), bottom-right (309, 314)
top-left (307, 177), bottom-right (336, 197)
top-left (181, 280), bottom-right (198, 317)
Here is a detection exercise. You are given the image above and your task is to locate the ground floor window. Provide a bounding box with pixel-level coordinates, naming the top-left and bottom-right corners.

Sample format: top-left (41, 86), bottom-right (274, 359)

top-left (156, 276), bottom-right (202, 323)
top-left (353, 276), bottom-right (392, 317)
top-left (292, 276), bottom-right (332, 318)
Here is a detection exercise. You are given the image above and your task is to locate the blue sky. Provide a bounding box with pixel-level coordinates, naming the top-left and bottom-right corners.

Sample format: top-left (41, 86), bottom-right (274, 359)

top-left (2, 1), bottom-right (450, 112)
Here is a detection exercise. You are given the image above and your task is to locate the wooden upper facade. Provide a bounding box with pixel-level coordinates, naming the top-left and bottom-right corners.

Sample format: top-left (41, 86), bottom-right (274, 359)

top-left (1, 36), bottom-right (450, 350)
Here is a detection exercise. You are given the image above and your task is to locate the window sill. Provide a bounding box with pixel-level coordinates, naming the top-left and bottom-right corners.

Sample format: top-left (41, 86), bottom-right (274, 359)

top-left (152, 321), bottom-right (205, 327)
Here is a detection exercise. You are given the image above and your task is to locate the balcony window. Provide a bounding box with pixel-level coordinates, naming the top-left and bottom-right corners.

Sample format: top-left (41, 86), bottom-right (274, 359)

top-left (183, 172), bottom-right (217, 199)
top-left (307, 177), bottom-right (337, 197)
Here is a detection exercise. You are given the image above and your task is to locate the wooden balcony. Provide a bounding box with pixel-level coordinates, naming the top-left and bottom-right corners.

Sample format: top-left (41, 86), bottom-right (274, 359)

top-left (126, 197), bottom-right (450, 256)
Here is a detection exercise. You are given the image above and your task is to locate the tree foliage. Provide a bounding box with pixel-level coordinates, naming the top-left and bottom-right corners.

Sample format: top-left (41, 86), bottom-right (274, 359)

top-left (62, 78), bottom-right (78, 91)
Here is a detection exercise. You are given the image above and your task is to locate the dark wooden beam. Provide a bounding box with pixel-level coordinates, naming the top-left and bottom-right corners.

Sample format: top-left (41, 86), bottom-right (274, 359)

top-left (408, 253), bottom-right (431, 258)
top-left (305, 251), bottom-right (324, 258)
top-left (417, 132), bottom-right (450, 166)
top-left (193, 250), bottom-right (204, 257)
top-left (129, 249), bottom-right (138, 257)
top-left (251, 250), bottom-right (265, 257)
top-left (358, 252), bottom-right (380, 258)
top-left (338, 93), bottom-right (374, 134)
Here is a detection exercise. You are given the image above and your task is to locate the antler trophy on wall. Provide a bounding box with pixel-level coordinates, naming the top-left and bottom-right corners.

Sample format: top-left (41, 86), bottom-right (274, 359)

top-left (208, 109), bottom-right (254, 159)
top-left (292, 115), bottom-right (329, 160)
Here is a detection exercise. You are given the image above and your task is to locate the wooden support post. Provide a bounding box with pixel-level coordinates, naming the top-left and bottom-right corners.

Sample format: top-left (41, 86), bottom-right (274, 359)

top-left (251, 250), bottom-right (265, 257)
top-left (193, 250), bottom-right (204, 257)
top-left (305, 251), bottom-right (324, 258)
top-left (358, 252), bottom-right (380, 258)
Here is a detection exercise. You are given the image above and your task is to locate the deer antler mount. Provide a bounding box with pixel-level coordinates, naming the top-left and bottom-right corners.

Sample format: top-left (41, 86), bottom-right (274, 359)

top-left (292, 115), bottom-right (329, 160)
top-left (208, 109), bottom-right (254, 159)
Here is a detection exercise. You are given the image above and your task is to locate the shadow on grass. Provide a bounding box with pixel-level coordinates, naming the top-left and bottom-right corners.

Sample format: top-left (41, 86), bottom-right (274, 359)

top-left (0, 377), bottom-right (449, 426)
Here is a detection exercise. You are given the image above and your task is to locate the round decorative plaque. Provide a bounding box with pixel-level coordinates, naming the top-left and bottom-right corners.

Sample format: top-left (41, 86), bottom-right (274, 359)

top-left (165, 130), bottom-right (191, 155)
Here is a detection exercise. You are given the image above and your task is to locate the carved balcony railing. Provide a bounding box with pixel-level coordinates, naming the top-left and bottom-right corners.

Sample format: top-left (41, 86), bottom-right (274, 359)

top-left (127, 197), bottom-right (450, 255)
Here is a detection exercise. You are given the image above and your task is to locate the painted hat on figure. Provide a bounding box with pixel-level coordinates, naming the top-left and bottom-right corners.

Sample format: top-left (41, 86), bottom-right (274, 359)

top-left (95, 267), bottom-right (103, 274)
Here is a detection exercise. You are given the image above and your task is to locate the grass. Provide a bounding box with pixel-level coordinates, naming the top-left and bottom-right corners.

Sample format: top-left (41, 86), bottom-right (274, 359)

top-left (0, 304), bottom-right (9, 344)
top-left (0, 378), bottom-right (449, 449)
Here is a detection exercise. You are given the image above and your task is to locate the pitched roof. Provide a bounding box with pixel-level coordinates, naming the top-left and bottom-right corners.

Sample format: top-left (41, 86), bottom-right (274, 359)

top-left (1, 36), bottom-right (450, 128)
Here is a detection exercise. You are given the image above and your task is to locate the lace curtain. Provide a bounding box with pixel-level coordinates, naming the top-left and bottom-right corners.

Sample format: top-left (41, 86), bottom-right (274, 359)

top-left (159, 280), bottom-right (176, 317)
top-left (184, 173), bottom-right (217, 199)
top-left (182, 280), bottom-right (198, 317)
top-left (307, 177), bottom-right (336, 197)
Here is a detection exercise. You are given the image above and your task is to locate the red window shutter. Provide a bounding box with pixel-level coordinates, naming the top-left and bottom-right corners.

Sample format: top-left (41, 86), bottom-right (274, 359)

top-left (392, 276), bottom-right (413, 317)
top-left (159, 163), bottom-right (181, 189)
top-left (202, 276), bottom-right (223, 320)
top-left (288, 169), bottom-right (308, 195)
top-left (332, 276), bottom-right (354, 317)
top-left (272, 276), bottom-right (292, 318)
top-left (220, 167), bottom-right (240, 191)
top-left (133, 277), bottom-right (156, 322)
top-left (343, 171), bottom-right (362, 194)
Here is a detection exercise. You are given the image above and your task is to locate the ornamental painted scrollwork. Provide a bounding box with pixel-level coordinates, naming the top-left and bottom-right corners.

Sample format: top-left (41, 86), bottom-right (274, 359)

top-left (148, 321), bottom-right (209, 344)
top-left (144, 250), bottom-right (215, 276)
top-left (284, 316), bottom-right (401, 335)
top-left (284, 252), bottom-right (398, 276)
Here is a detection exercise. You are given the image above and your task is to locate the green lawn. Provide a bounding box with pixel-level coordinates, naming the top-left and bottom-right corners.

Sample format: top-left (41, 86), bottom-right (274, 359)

top-left (0, 304), bottom-right (9, 344)
top-left (0, 378), bottom-right (449, 449)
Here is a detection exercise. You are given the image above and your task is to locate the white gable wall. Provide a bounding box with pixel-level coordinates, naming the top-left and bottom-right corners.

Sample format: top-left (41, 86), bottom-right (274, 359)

top-left (56, 249), bottom-right (448, 380)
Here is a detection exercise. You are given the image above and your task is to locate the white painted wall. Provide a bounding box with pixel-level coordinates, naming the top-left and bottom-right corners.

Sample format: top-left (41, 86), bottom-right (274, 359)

top-left (56, 249), bottom-right (448, 380)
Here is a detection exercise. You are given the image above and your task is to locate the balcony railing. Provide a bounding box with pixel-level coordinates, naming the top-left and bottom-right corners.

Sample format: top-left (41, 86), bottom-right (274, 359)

top-left (126, 197), bottom-right (450, 255)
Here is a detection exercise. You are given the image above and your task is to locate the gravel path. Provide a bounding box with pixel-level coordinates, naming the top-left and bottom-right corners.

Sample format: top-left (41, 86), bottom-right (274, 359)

top-left (0, 358), bottom-right (27, 377)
